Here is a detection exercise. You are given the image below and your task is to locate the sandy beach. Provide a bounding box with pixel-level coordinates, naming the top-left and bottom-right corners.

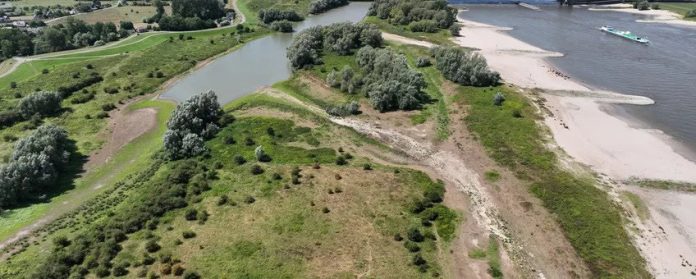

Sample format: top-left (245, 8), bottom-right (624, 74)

top-left (590, 4), bottom-right (696, 27)
top-left (454, 14), bottom-right (696, 183)
top-left (454, 10), bottom-right (696, 277)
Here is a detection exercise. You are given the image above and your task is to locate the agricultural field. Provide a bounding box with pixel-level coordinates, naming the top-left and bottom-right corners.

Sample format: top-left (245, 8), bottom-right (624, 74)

top-left (48, 6), bottom-right (173, 26)
top-left (0, 0), bottom-right (90, 8)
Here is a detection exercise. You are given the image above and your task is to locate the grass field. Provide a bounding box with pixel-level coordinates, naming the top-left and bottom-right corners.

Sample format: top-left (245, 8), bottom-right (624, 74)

top-left (48, 6), bottom-right (173, 26)
top-left (659, 2), bottom-right (696, 20)
top-left (453, 85), bottom-right (650, 278)
top-left (2, 0), bottom-right (89, 8)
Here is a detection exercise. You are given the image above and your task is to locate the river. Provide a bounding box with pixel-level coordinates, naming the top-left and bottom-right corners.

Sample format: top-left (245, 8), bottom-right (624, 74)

top-left (456, 4), bottom-right (696, 158)
top-left (160, 2), bottom-right (371, 104)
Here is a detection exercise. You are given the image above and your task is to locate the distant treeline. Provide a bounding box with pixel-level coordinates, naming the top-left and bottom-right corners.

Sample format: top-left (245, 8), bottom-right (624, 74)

top-left (368, 0), bottom-right (457, 32)
top-left (309, 0), bottom-right (349, 14)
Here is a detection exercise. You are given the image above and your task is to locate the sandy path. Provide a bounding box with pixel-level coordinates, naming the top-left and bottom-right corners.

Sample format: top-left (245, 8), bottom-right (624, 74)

top-left (263, 88), bottom-right (592, 278)
top-left (382, 32), bottom-right (436, 48)
top-left (0, 102), bottom-right (157, 253)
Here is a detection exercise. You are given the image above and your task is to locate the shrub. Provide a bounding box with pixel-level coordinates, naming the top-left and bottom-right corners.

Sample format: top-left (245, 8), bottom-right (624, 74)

top-left (182, 230), bottom-right (196, 239)
top-left (394, 233), bottom-right (403, 241)
top-left (255, 146), bottom-right (272, 162)
top-left (357, 46), bottom-right (429, 112)
top-left (368, 0), bottom-right (456, 29)
top-left (309, 0), bottom-right (349, 14)
top-left (234, 155), bottom-right (247, 165)
top-left (336, 156), bottom-right (347, 165)
top-left (412, 253), bottom-right (427, 266)
top-left (244, 196), bottom-right (255, 204)
top-left (102, 103), bottom-right (117, 112)
top-left (687, 9), bottom-right (696, 18)
top-left (270, 20), bottom-right (293, 33)
top-left (183, 271), bottom-right (201, 279)
top-left (145, 240), bottom-right (160, 253)
top-left (17, 91), bottom-right (62, 118)
top-left (185, 208), bottom-right (198, 220)
top-left (409, 20), bottom-right (439, 33)
top-left (258, 8), bottom-right (303, 24)
top-left (10, 81), bottom-right (17, 89)
top-left (404, 241), bottom-right (420, 252)
top-left (407, 228), bottom-right (424, 242)
top-left (0, 110), bottom-right (21, 128)
top-left (493, 92), bottom-right (505, 106)
top-left (635, 0), bottom-right (650, 10)
top-left (244, 137), bottom-right (255, 146)
top-left (326, 101), bottom-right (360, 116)
top-left (449, 23), bottom-right (461, 36)
top-left (250, 164), bottom-right (264, 175)
top-left (416, 57), bottom-right (431, 68)
top-left (217, 195), bottom-right (229, 205)
top-left (431, 47), bottom-right (500, 87)
top-left (322, 207), bottom-right (330, 213)
top-left (173, 264), bottom-right (185, 276)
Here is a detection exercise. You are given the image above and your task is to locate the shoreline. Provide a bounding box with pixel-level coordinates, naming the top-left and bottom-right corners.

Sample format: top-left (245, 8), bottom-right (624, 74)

top-left (454, 13), bottom-right (696, 183)
top-left (590, 4), bottom-right (696, 27)
top-left (454, 9), bottom-right (696, 277)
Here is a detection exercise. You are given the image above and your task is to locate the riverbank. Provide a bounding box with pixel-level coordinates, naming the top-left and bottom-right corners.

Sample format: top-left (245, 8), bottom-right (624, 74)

top-left (454, 13), bottom-right (696, 183)
top-left (590, 3), bottom-right (696, 27)
top-left (455, 9), bottom-right (696, 277)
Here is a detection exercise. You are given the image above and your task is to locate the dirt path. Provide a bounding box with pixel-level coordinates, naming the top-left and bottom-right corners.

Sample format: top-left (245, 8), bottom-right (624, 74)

top-left (263, 88), bottom-right (590, 278)
top-left (0, 100), bottom-right (158, 253)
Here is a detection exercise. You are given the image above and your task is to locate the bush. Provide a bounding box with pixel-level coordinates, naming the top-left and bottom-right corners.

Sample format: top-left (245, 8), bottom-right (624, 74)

top-left (409, 20), bottom-right (439, 33)
top-left (326, 101), bottom-right (360, 116)
top-left (449, 23), bottom-right (461, 36)
top-left (357, 46), bottom-right (429, 112)
top-left (687, 9), bottom-right (696, 18)
top-left (336, 156), bottom-right (347, 165)
top-left (244, 196), bottom-right (256, 204)
top-left (17, 91), bottom-right (62, 118)
top-left (404, 241), bottom-right (420, 252)
top-left (185, 208), bottom-right (198, 220)
top-left (493, 92), bottom-right (505, 106)
top-left (0, 110), bottom-right (21, 128)
top-left (431, 47), bottom-right (500, 87)
top-left (250, 164), bottom-right (264, 175)
top-left (258, 8), bottom-right (303, 24)
top-left (270, 20), bottom-right (293, 33)
top-left (145, 240), bottom-right (160, 253)
top-left (407, 228), bottom-right (424, 242)
top-left (635, 0), bottom-right (650, 10)
top-left (234, 155), bottom-right (247, 165)
top-left (255, 146), bottom-right (272, 162)
top-left (309, 0), bottom-right (349, 14)
top-left (183, 271), bottom-right (201, 279)
top-left (217, 195), bottom-right (229, 205)
top-left (182, 230), bottom-right (196, 239)
top-left (416, 56), bottom-right (431, 68)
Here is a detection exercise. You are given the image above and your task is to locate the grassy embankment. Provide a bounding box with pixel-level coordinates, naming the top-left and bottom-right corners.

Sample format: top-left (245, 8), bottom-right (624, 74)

top-left (1, 91), bottom-right (459, 277)
top-left (0, 26), bottom-right (270, 245)
top-left (453, 85), bottom-right (650, 278)
top-left (659, 2), bottom-right (696, 21)
top-left (370, 12), bottom-right (651, 277)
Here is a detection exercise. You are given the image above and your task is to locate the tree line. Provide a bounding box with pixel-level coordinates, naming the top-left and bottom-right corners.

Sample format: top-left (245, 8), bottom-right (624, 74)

top-left (257, 8), bottom-right (303, 24)
top-left (309, 0), bottom-right (349, 14)
top-left (287, 22), bottom-right (383, 70)
top-left (368, 0), bottom-right (457, 33)
top-left (0, 17), bottom-right (133, 60)
top-left (147, 0), bottom-right (227, 31)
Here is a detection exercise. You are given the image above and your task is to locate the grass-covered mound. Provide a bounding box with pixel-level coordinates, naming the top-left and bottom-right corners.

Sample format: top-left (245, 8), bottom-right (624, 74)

top-left (0, 92), bottom-right (459, 278)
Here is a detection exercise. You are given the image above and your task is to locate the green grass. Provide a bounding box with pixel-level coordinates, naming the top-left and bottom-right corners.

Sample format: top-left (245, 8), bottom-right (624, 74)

top-left (622, 191), bottom-right (650, 221)
top-left (659, 2), bottom-right (696, 20)
top-left (630, 178), bottom-right (696, 193)
top-left (0, 98), bottom-right (174, 243)
top-left (484, 170), bottom-right (501, 183)
top-left (455, 85), bottom-right (650, 278)
top-left (0, 27), bottom-right (269, 247)
top-left (364, 16), bottom-right (456, 46)
top-left (238, 0), bottom-right (313, 25)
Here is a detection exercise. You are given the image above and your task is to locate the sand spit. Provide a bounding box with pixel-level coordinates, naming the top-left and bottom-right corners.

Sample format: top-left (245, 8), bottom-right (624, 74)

top-left (454, 12), bottom-right (696, 183)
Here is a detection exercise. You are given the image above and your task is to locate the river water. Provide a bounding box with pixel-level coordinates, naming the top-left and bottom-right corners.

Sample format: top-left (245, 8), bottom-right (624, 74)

top-left (457, 5), bottom-right (696, 156)
top-left (160, 2), bottom-right (371, 104)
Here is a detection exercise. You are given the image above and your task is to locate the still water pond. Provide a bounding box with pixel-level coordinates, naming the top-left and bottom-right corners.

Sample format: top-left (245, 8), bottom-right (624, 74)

top-left (459, 5), bottom-right (696, 154)
top-left (160, 2), bottom-right (371, 104)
